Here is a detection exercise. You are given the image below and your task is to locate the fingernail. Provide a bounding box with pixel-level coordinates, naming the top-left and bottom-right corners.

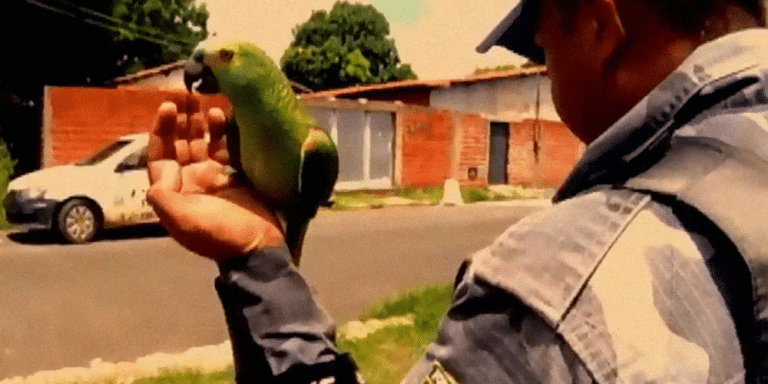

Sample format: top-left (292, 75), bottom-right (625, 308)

top-left (208, 108), bottom-right (225, 119)
top-left (159, 101), bottom-right (178, 113)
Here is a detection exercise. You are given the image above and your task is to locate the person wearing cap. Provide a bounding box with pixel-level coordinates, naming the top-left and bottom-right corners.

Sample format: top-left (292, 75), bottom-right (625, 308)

top-left (147, 0), bottom-right (768, 382)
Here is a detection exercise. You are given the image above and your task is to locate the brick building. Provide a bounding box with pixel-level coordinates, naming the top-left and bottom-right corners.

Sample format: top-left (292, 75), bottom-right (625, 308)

top-left (302, 67), bottom-right (585, 188)
top-left (42, 65), bottom-right (584, 190)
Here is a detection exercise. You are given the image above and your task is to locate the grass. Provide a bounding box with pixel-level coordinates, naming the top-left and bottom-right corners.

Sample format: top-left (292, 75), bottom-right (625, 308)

top-left (331, 191), bottom-right (392, 211)
top-left (338, 324), bottom-right (430, 384)
top-left (330, 185), bottom-right (550, 211)
top-left (330, 187), bottom-right (443, 211)
top-left (47, 282), bottom-right (455, 384)
top-left (363, 283), bottom-right (453, 333)
top-left (392, 186), bottom-right (444, 204)
top-left (339, 282), bottom-right (454, 384)
top-left (460, 186), bottom-right (496, 203)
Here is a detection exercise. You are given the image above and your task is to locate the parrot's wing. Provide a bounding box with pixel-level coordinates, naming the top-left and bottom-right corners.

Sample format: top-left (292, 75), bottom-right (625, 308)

top-left (284, 127), bottom-right (339, 265)
top-left (224, 116), bottom-right (242, 174)
top-left (297, 127), bottom-right (339, 218)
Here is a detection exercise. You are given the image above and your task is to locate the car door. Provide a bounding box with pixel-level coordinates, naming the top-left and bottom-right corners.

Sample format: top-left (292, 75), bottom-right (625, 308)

top-left (112, 146), bottom-right (157, 225)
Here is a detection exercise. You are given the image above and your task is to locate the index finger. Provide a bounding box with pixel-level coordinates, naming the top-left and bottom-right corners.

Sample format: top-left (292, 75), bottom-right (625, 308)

top-left (148, 102), bottom-right (179, 161)
top-left (207, 108), bottom-right (230, 164)
top-left (148, 102), bottom-right (181, 189)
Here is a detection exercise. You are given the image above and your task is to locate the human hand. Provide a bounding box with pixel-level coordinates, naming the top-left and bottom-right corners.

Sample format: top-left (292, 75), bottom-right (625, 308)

top-left (146, 98), bottom-right (285, 262)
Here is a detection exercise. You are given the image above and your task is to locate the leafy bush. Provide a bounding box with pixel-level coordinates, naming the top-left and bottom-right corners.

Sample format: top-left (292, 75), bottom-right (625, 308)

top-left (0, 138), bottom-right (16, 229)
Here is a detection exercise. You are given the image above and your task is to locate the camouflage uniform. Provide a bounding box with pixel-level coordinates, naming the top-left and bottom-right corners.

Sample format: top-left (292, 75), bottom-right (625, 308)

top-left (214, 28), bottom-right (768, 383)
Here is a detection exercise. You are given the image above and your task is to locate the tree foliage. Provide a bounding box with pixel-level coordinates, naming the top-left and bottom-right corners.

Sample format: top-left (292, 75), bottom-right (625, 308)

top-left (281, 1), bottom-right (417, 91)
top-left (112, 0), bottom-right (209, 74)
top-left (0, 0), bottom-right (207, 175)
top-left (0, 137), bottom-right (14, 191)
top-left (0, 136), bottom-right (15, 227)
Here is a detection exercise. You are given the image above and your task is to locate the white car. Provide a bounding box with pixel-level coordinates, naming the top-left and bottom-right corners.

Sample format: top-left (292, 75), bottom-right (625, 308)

top-left (3, 134), bottom-right (159, 243)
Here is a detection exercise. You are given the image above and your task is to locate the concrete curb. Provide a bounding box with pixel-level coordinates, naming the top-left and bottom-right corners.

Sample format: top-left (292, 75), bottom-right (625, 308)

top-left (0, 341), bottom-right (234, 384)
top-left (471, 199), bottom-right (552, 208)
top-left (1, 315), bottom-right (420, 384)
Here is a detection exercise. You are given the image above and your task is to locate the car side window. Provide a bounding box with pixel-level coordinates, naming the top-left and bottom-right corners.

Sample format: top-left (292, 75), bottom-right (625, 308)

top-left (116, 146), bottom-right (148, 172)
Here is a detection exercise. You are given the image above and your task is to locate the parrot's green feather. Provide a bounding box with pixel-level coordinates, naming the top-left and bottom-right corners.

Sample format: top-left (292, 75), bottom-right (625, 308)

top-left (194, 41), bottom-right (339, 263)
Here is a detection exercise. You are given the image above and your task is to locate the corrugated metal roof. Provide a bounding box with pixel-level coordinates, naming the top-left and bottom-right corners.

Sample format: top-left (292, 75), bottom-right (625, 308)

top-left (301, 66), bottom-right (547, 100)
top-left (457, 66), bottom-right (547, 85)
top-left (111, 60), bottom-right (187, 84)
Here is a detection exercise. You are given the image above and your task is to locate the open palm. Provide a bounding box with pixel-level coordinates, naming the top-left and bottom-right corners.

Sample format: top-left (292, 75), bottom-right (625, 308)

top-left (146, 100), bottom-right (285, 261)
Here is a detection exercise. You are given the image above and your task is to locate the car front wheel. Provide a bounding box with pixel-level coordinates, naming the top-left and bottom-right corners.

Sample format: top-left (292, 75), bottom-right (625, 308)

top-left (56, 199), bottom-right (102, 244)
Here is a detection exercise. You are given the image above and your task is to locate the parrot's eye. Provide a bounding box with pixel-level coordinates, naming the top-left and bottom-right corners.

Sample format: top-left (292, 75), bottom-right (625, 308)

top-left (219, 49), bottom-right (235, 63)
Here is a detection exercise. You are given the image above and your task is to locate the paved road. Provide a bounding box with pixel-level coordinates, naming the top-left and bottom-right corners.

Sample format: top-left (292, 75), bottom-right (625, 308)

top-left (0, 204), bottom-right (541, 379)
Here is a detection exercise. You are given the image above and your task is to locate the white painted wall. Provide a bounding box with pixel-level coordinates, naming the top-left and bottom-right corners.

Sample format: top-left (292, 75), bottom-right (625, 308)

top-left (430, 76), bottom-right (561, 122)
top-left (306, 106), bottom-right (395, 191)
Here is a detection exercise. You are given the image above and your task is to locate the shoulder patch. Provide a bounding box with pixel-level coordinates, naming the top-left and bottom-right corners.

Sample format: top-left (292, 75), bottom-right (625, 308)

top-left (421, 361), bottom-right (459, 384)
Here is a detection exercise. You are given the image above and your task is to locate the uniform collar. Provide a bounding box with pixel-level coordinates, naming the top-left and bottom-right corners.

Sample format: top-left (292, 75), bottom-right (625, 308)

top-left (554, 28), bottom-right (768, 203)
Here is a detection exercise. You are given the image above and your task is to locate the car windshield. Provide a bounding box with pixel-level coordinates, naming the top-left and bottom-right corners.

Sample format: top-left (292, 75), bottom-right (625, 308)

top-left (76, 139), bottom-right (132, 166)
top-left (117, 146), bottom-right (148, 171)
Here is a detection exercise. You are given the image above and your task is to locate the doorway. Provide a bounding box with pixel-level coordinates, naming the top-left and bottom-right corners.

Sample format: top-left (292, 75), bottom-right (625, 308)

top-left (488, 122), bottom-right (509, 184)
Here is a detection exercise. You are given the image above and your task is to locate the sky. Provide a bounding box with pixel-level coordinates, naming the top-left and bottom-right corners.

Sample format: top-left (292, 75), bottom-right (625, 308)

top-left (194, 0), bottom-right (527, 80)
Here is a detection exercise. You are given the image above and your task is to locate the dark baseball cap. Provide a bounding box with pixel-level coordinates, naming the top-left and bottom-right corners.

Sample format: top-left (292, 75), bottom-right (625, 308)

top-left (476, 0), bottom-right (545, 64)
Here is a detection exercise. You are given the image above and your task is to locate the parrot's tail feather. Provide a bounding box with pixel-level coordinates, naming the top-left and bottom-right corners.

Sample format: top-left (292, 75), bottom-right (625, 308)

top-left (285, 218), bottom-right (311, 266)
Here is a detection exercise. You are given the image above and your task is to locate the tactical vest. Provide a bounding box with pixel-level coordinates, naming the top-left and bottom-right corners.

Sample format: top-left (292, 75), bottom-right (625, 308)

top-left (626, 131), bottom-right (768, 383)
top-left (469, 109), bottom-right (768, 382)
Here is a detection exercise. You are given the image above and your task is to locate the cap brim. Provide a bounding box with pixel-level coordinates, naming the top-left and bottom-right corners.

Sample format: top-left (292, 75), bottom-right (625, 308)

top-left (476, 0), bottom-right (545, 64)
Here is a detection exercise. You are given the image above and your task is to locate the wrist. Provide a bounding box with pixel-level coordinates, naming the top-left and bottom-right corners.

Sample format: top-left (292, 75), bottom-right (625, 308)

top-left (241, 221), bottom-right (286, 255)
top-left (217, 242), bottom-right (293, 275)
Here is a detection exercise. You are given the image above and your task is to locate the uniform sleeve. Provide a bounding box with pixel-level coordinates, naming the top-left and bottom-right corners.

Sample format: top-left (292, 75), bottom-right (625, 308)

top-left (214, 245), bottom-right (360, 384)
top-left (401, 196), bottom-right (747, 384)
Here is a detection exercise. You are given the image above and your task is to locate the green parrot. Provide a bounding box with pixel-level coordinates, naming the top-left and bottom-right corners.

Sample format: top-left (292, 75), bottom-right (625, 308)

top-left (183, 41), bottom-right (339, 265)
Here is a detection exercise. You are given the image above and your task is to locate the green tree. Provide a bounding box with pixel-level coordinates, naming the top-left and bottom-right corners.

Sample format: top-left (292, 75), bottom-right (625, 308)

top-left (0, 0), bottom-right (208, 175)
top-left (281, 1), bottom-right (417, 91)
top-left (112, 0), bottom-right (209, 74)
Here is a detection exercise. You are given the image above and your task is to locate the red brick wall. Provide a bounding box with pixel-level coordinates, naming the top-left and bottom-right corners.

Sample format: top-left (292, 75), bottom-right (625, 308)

top-left (44, 87), bottom-right (582, 189)
top-left (398, 108), bottom-right (453, 187)
top-left (44, 86), bottom-right (229, 166)
top-left (509, 119), bottom-right (583, 187)
top-left (456, 113), bottom-right (488, 186)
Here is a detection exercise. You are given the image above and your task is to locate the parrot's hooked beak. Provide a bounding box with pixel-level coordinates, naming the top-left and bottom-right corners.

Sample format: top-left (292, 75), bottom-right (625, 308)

top-left (184, 53), bottom-right (220, 94)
